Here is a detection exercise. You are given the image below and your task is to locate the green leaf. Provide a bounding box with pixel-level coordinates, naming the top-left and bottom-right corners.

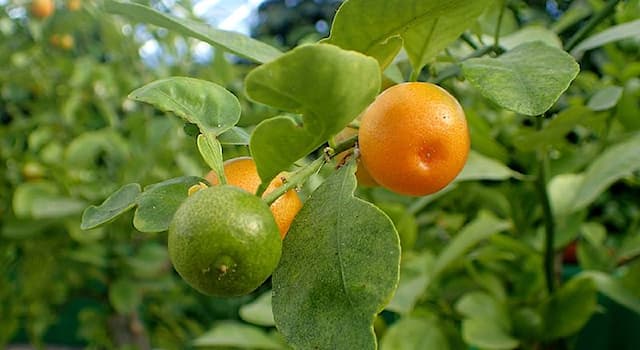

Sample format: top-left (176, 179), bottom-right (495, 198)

top-left (461, 318), bottom-right (519, 350)
top-left (432, 212), bottom-right (510, 280)
top-left (572, 19), bottom-right (640, 56)
top-left (514, 106), bottom-right (595, 152)
top-left (192, 321), bottom-right (283, 349)
top-left (380, 316), bottom-right (450, 350)
top-left (548, 174), bottom-right (584, 217)
top-left (246, 44), bottom-right (380, 183)
top-left (219, 126), bottom-right (250, 145)
top-left (127, 243), bottom-right (169, 279)
top-left (541, 277), bottom-right (597, 340)
top-left (386, 252), bottom-right (435, 314)
top-left (272, 162), bottom-right (400, 350)
top-left (12, 182), bottom-right (58, 218)
top-left (456, 292), bottom-right (511, 330)
top-left (587, 86), bottom-right (624, 111)
top-left (197, 133), bottom-right (225, 184)
top-left (500, 26), bottom-right (562, 50)
top-left (129, 77), bottom-right (240, 135)
top-left (109, 279), bottom-right (141, 314)
top-left (30, 197), bottom-right (87, 219)
top-left (462, 41), bottom-right (579, 116)
top-left (81, 183), bottom-right (141, 230)
top-left (326, 0), bottom-right (494, 71)
top-left (104, 0), bottom-right (281, 63)
top-left (572, 132), bottom-right (640, 212)
top-left (579, 271), bottom-right (640, 315)
top-left (456, 151), bottom-right (521, 182)
top-left (133, 176), bottom-right (202, 233)
top-left (239, 291), bottom-right (275, 327)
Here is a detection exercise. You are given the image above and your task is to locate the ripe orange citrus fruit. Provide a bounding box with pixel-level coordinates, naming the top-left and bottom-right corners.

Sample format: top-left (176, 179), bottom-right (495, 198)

top-left (205, 157), bottom-right (302, 239)
top-left (358, 82), bottom-right (470, 196)
top-left (168, 185), bottom-right (281, 297)
top-left (30, 0), bottom-right (55, 19)
top-left (334, 126), bottom-right (377, 187)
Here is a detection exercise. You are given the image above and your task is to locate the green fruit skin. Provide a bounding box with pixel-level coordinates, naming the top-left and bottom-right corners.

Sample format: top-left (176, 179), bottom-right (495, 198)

top-left (168, 185), bottom-right (282, 297)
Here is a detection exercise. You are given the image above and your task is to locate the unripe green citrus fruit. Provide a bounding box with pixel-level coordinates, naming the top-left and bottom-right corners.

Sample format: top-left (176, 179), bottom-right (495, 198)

top-left (168, 185), bottom-right (282, 297)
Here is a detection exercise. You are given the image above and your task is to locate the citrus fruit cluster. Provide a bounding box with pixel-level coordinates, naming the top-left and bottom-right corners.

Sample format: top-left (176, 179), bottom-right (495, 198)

top-left (168, 157), bottom-right (302, 296)
top-left (355, 82), bottom-right (470, 196)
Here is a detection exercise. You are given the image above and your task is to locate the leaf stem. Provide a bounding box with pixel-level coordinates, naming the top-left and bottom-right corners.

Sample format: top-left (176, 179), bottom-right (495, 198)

top-left (494, 0), bottom-right (507, 50)
top-left (262, 157), bottom-right (326, 206)
top-left (430, 45), bottom-right (500, 83)
top-left (564, 0), bottom-right (622, 51)
top-left (535, 116), bottom-right (556, 294)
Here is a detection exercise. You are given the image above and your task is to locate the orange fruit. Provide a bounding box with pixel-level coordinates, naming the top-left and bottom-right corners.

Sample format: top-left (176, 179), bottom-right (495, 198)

top-left (59, 34), bottom-right (74, 50)
top-left (334, 126), bottom-right (377, 187)
top-left (30, 0), bottom-right (55, 19)
top-left (66, 0), bottom-right (81, 11)
top-left (205, 157), bottom-right (302, 239)
top-left (358, 82), bottom-right (470, 196)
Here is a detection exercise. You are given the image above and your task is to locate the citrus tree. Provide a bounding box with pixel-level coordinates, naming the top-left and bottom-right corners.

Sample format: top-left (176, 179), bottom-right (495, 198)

top-left (3, 0), bottom-right (640, 349)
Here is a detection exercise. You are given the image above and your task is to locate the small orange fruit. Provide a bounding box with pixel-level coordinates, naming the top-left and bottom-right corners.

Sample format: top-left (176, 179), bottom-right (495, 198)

top-left (66, 0), bottom-right (81, 11)
top-left (358, 82), bottom-right (470, 196)
top-left (334, 126), bottom-right (377, 187)
top-left (30, 0), bottom-right (55, 19)
top-left (205, 157), bottom-right (302, 239)
top-left (59, 34), bottom-right (74, 50)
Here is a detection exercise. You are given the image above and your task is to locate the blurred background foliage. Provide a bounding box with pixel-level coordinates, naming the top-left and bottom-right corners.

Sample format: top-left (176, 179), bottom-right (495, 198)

top-left (1, 0), bottom-right (639, 349)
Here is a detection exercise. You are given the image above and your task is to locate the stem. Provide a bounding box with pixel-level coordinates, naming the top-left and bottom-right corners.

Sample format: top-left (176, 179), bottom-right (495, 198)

top-left (461, 32), bottom-right (480, 50)
top-left (262, 157), bottom-right (326, 206)
top-left (430, 45), bottom-right (499, 83)
top-left (535, 116), bottom-right (556, 294)
top-left (494, 0), bottom-right (506, 50)
top-left (564, 0), bottom-right (622, 51)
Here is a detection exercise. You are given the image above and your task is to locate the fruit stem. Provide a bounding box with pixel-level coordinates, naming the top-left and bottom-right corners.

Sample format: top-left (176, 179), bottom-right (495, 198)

top-left (262, 157), bottom-right (326, 206)
top-left (535, 116), bottom-right (556, 294)
top-left (564, 0), bottom-right (621, 51)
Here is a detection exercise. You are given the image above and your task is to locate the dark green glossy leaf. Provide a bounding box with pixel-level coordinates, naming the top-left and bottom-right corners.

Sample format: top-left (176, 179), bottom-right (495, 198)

top-left (272, 162), bottom-right (400, 350)
top-left (81, 183), bottom-right (141, 230)
top-left (104, 0), bottom-right (281, 63)
top-left (541, 277), bottom-right (597, 340)
top-left (129, 77), bottom-right (240, 135)
top-left (462, 41), bottom-right (579, 116)
top-left (246, 44), bottom-right (379, 183)
top-left (326, 0), bottom-right (494, 71)
top-left (133, 176), bottom-right (202, 233)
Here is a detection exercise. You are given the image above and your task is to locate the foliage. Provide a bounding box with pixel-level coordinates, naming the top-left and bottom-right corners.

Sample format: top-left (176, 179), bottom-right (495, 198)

top-left (2, 0), bottom-right (640, 349)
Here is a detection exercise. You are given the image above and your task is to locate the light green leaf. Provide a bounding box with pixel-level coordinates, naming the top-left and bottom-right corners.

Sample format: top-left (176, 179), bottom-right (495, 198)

top-left (219, 126), bottom-right (250, 145)
top-left (572, 132), bottom-right (640, 211)
top-left (81, 183), bottom-right (141, 230)
top-left (109, 279), bottom-right (141, 314)
top-left (587, 86), bottom-right (624, 111)
top-left (462, 41), bottom-right (579, 116)
top-left (579, 271), bottom-right (640, 315)
top-left (432, 212), bottom-right (510, 280)
top-left (456, 292), bottom-right (510, 331)
top-left (246, 44), bottom-right (380, 183)
top-left (104, 0), bottom-right (281, 63)
top-left (548, 174), bottom-right (584, 217)
top-left (500, 26), bottom-right (562, 50)
top-left (572, 19), bottom-right (640, 56)
top-left (12, 182), bottom-right (58, 218)
top-left (129, 77), bottom-right (240, 135)
top-left (380, 316), bottom-right (450, 350)
top-left (133, 176), bottom-right (202, 233)
top-left (197, 133), bottom-right (225, 184)
top-left (326, 0), bottom-right (494, 71)
top-left (386, 252), bottom-right (434, 314)
top-left (462, 318), bottom-right (519, 350)
top-left (541, 277), bottom-right (597, 340)
top-left (456, 151), bottom-right (521, 182)
top-left (239, 291), bottom-right (275, 327)
top-left (31, 197), bottom-right (87, 219)
top-left (272, 162), bottom-right (400, 350)
top-left (192, 321), bottom-right (284, 349)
